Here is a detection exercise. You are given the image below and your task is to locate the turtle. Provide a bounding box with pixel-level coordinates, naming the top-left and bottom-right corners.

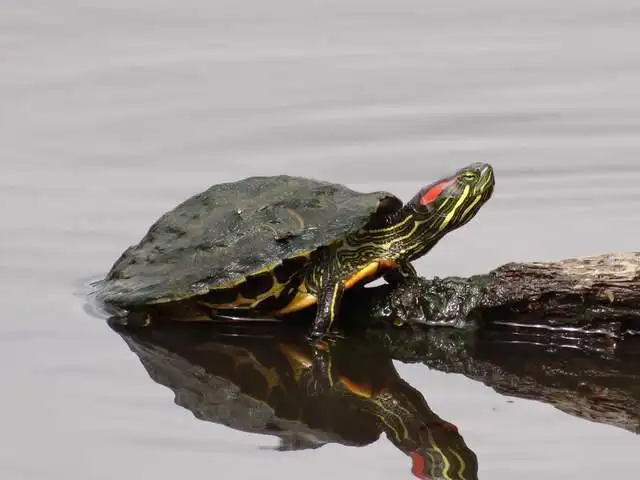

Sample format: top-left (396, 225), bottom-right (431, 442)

top-left (97, 162), bottom-right (495, 338)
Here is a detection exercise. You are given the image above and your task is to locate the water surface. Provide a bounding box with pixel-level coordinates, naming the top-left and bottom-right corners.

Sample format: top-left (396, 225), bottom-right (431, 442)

top-left (2, 1), bottom-right (640, 478)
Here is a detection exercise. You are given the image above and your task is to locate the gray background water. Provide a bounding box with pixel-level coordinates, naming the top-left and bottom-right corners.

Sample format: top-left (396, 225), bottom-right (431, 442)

top-left (2, 1), bottom-right (640, 478)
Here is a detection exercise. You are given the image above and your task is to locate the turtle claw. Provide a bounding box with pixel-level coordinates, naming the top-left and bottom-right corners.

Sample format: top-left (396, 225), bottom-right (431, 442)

top-left (121, 312), bottom-right (152, 328)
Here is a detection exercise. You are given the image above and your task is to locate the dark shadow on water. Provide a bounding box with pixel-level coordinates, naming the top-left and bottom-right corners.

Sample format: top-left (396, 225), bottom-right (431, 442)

top-left (108, 317), bottom-right (640, 479)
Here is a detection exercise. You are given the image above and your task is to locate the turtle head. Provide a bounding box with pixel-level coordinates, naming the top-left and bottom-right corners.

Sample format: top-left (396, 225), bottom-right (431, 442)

top-left (410, 162), bottom-right (494, 232)
top-left (398, 162), bottom-right (494, 261)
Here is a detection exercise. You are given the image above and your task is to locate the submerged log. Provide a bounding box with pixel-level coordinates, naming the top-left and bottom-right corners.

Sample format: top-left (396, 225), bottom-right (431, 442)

top-left (355, 251), bottom-right (640, 337)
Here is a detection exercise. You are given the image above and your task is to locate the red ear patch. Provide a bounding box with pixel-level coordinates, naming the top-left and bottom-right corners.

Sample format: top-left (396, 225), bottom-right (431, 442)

top-left (419, 177), bottom-right (458, 205)
top-left (409, 451), bottom-right (429, 479)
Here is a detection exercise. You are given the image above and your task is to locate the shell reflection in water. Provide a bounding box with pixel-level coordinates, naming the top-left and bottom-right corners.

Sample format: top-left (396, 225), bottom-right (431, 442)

top-left (109, 320), bottom-right (478, 480)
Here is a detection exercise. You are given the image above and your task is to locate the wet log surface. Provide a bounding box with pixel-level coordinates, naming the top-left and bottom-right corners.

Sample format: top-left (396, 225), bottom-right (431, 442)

top-left (357, 251), bottom-right (640, 337)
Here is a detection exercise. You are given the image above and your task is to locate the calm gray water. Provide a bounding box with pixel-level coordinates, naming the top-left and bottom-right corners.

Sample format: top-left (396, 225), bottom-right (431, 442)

top-left (2, 1), bottom-right (640, 478)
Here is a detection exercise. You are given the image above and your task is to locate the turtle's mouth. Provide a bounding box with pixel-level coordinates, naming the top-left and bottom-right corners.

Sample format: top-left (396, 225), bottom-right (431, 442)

top-left (479, 182), bottom-right (494, 202)
top-left (438, 167), bottom-right (494, 229)
top-left (476, 164), bottom-right (495, 197)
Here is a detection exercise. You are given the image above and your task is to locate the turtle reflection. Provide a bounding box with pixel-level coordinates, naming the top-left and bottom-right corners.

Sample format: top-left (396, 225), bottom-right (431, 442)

top-left (109, 320), bottom-right (478, 479)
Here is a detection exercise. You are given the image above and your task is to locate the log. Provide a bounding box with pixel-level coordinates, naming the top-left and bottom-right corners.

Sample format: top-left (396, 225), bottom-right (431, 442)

top-left (354, 251), bottom-right (640, 337)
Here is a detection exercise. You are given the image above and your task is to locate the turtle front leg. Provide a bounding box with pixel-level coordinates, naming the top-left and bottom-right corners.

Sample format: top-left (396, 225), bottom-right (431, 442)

top-left (383, 260), bottom-right (418, 285)
top-left (309, 280), bottom-right (345, 339)
top-left (307, 341), bottom-right (336, 394)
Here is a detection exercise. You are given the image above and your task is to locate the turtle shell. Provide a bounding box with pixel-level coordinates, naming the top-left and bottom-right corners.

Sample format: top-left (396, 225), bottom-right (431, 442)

top-left (97, 175), bottom-right (401, 308)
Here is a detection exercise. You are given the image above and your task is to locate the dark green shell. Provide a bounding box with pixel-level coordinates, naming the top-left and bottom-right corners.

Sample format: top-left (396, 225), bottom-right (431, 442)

top-left (97, 175), bottom-right (400, 308)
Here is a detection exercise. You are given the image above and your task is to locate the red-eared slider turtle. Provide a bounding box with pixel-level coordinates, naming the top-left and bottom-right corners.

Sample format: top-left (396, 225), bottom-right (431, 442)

top-left (97, 163), bottom-right (495, 338)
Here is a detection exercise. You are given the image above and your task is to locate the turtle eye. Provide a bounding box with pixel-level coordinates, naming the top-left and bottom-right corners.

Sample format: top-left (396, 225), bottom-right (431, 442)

top-left (419, 177), bottom-right (458, 206)
top-left (461, 171), bottom-right (479, 183)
